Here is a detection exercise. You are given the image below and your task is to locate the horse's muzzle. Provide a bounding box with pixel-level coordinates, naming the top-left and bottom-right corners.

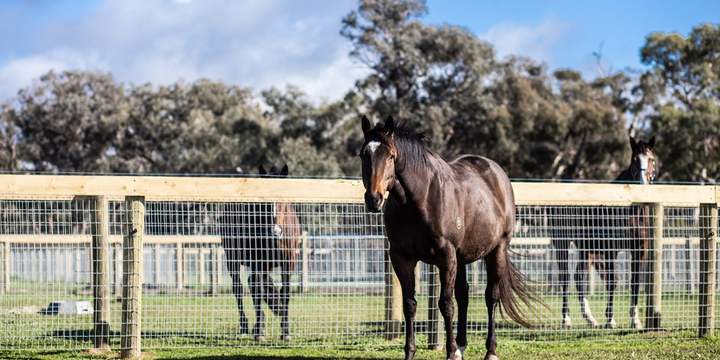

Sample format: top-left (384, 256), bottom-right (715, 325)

top-left (364, 192), bottom-right (384, 213)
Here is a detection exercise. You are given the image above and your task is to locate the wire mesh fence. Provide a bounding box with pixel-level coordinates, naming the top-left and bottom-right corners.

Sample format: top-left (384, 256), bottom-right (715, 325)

top-left (0, 185), bottom-right (718, 353)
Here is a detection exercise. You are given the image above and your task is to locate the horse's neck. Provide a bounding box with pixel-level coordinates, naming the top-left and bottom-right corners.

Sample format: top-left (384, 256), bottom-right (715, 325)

top-left (616, 162), bottom-right (639, 183)
top-left (394, 151), bottom-right (452, 208)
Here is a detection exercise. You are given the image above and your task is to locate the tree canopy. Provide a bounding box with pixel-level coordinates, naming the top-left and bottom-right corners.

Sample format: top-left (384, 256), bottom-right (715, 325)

top-left (0, 0), bottom-right (717, 183)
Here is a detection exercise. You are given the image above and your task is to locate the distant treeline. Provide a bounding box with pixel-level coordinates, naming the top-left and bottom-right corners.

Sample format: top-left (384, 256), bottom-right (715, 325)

top-left (0, 0), bottom-right (718, 182)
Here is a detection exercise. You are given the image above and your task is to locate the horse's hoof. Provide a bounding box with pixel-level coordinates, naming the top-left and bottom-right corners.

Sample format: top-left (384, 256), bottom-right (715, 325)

top-left (561, 315), bottom-right (572, 329)
top-left (484, 353), bottom-right (499, 360)
top-left (447, 348), bottom-right (463, 360)
top-left (630, 306), bottom-right (643, 329)
top-left (605, 318), bottom-right (617, 329)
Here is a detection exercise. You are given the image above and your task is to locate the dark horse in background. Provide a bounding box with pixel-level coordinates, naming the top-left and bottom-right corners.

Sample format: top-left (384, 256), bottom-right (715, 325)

top-left (222, 164), bottom-right (302, 341)
top-left (552, 136), bottom-right (657, 329)
top-left (359, 116), bottom-right (535, 360)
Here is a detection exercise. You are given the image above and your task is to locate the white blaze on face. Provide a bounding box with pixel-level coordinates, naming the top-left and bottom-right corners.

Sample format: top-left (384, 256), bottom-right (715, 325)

top-left (638, 154), bottom-right (649, 184)
top-left (367, 141), bottom-right (381, 154)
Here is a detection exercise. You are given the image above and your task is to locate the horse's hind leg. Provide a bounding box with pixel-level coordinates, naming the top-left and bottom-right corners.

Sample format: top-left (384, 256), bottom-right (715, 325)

top-left (248, 271), bottom-right (266, 341)
top-left (454, 262), bottom-right (469, 356)
top-left (483, 246), bottom-right (501, 360)
top-left (553, 240), bottom-right (571, 328)
top-left (575, 251), bottom-right (598, 327)
top-left (603, 258), bottom-right (617, 328)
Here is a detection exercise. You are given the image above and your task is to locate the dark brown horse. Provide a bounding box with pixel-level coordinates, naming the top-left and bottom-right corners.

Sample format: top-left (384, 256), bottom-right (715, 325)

top-left (551, 136), bottom-right (657, 329)
top-left (359, 116), bottom-right (533, 360)
top-left (222, 164), bottom-right (302, 341)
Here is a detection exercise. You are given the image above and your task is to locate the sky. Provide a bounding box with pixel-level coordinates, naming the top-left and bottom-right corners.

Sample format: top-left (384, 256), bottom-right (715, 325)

top-left (0, 0), bottom-right (718, 102)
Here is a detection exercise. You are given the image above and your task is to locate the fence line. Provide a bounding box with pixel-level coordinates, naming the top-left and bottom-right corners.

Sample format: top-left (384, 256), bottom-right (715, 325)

top-left (0, 175), bottom-right (718, 358)
top-left (0, 174), bottom-right (716, 205)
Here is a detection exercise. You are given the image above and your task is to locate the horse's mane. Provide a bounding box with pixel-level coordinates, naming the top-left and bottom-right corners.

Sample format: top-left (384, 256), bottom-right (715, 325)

top-left (392, 125), bottom-right (431, 169)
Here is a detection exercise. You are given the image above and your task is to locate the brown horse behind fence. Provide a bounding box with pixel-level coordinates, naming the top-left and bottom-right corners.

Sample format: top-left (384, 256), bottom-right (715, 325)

top-left (222, 165), bottom-right (302, 341)
top-left (359, 115), bottom-right (535, 360)
top-left (550, 136), bottom-right (658, 330)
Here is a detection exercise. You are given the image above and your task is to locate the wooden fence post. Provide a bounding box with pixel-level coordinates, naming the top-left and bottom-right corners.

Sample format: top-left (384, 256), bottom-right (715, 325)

top-left (414, 265), bottom-right (421, 295)
top-left (121, 196), bottom-right (144, 359)
top-left (0, 240), bottom-right (9, 294)
top-left (175, 241), bottom-right (184, 291)
top-left (384, 250), bottom-right (403, 340)
top-left (90, 196), bottom-right (110, 350)
top-left (645, 202), bottom-right (663, 329)
top-left (199, 249), bottom-right (207, 286)
top-left (698, 203), bottom-right (717, 337)
top-left (113, 243), bottom-right (122, 297)
top-left (301, 232), bottom-right (309, 293)
top-left (685, 237), bottom-right (694, 294)
top-left (427, 264), bottom-right (441, 350)
top-left (210, 246), bottom-right (221, 296)
top-left (153, 244), bottom-right (161, 287)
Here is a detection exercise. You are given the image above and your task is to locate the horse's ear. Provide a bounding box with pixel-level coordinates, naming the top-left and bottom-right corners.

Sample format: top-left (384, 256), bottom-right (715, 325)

top-left (629, 136), bottom-right (638, 151)
top-left (361, 115), bottom-right (371, 136)
top-left (384, 115), bottom-right (395, 136)
top-left (259, 165), bottom-right (267, 175)
top-left (648, 136), bottom-right (656, 149)
top-left (280, 164), bottom-right (289, 176)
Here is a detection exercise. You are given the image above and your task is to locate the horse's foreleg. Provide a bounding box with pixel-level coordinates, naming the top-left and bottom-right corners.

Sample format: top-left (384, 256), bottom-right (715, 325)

top-left (629, 250), bottom-right (643, 329)
top-left (390, 252), bottom-right (418, 360)
top-left (454, 263), bottom-right (469, 356)
top-left (437, 250), bottom-right (460, 360)
top-left (280, 264), bottom-right (291, 341)
top-left (249, 272), bottom-right (266, 341)
top-left (229, 270), bottom-right (249, 334)
top-left (575, 251), bottom-right (598, 327)
top-left (604, 258), bottom-right (617, 328)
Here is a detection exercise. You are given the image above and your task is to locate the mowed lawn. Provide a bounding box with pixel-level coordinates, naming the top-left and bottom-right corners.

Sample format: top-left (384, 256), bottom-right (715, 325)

top-left (1, 283), bottom-right (719, 359)
top-left (1, 334), bottom-right (719, 360)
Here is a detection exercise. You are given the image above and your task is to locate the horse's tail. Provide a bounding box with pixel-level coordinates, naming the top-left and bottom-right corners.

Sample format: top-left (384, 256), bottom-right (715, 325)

top-left (496, 244), bottom-right (540, 329)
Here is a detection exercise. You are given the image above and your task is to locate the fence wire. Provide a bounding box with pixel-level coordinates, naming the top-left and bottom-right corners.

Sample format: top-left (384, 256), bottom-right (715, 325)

top-left (0, 198), bottom-right (718, 351)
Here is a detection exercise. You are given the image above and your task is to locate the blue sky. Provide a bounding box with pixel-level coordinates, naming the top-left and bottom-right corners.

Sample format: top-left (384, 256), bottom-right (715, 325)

top-left (0, 0), bottom-right (718, 101)
top-left (426, 0), bottom-right (720, 74)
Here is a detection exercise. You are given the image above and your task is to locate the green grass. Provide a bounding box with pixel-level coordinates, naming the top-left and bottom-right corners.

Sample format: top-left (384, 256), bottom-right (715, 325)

top-left (1, 282), bottom-right (719, 359)
top-left (1, 334), bottom-right (719, 359)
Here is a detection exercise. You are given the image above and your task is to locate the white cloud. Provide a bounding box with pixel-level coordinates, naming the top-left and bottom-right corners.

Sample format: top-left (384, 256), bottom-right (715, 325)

top-left (0, 0), bottom-right (365, 102)
top-left (0, 50), bottom-right (105, 99)
top-left (479, 17), bottom-right (570, 65)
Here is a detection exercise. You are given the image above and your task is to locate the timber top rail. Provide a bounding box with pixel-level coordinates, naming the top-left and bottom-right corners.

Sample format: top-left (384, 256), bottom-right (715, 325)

top-left (0, 174), bottom-right (717, 206)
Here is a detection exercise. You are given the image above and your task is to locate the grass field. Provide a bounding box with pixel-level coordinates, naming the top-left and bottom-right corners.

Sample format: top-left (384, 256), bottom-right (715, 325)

top-left (0, 333), bottom-right (718, 359)
top-left (1, 282), bottom-right (718, 359)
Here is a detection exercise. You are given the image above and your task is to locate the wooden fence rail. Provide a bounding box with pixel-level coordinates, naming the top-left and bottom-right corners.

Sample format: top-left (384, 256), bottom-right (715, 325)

top-left (0, 175), bottom-right (718, 357)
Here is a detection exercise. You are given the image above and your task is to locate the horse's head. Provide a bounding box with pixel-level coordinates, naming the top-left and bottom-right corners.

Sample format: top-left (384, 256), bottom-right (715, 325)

top-left (359, 115), bottom-right (398, 213)
top-left (257, 164), bottom-right (297, 237)
top-left (629, 135), bottom-right (657, 184)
